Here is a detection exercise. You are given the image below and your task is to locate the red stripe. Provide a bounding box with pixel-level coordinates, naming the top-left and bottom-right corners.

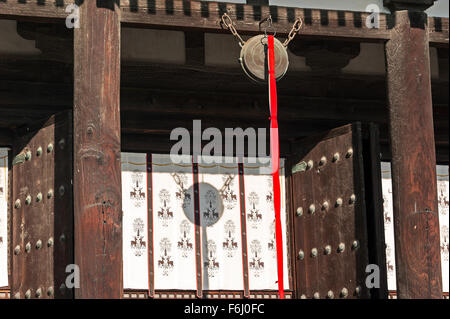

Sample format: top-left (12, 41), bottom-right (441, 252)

top-left (268, 35), bottom-right (284, 299)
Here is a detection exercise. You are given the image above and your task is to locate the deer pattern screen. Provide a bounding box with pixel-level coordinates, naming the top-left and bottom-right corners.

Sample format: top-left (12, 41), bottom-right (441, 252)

top-left (0, 148), bottom-right (7, 288)
top-left (121, 153), bottom-right (290, 291)
top-left (382, 163), bottom-right (449, 293)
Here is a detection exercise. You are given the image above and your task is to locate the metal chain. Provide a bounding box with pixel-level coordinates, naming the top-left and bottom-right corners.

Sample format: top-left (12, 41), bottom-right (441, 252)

top-left (221, 13), bottom-right (303, 48)
top-left (221, 13), bottom-right (246, 48)
top-left (283, 18), bottom-right (303, 47)
top-left (259, 15), bottom-right (276, 37)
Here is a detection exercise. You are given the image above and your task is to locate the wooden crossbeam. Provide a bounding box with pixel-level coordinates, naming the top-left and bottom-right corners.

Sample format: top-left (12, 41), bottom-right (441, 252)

top-left (0, 0), bottom-right (68, 20)
top-left (120, 0), bottom-right (392, 41)
top-left (0, 0), bottom-right (448, 44)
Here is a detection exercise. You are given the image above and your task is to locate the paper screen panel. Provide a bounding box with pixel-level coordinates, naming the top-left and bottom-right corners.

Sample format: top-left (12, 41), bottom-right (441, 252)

top-left (122, 153), bottom-right (149, 289)
top-left (243, 158), bottom-right (290, 290)
top-left (0, 149), bottom-right (7, 287)
top-left (198, 158), bottom-right (244, 290)
top-left (152, 154), bottom-right (197, 290)
top-left (437, 165), bottom-right (449, 293)
top-left (382, 162), bottom-right (449, 293)
top-left (380, 162), bottom-right (396, 291)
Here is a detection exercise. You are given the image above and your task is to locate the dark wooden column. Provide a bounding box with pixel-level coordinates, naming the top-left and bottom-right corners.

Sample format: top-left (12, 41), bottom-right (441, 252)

top-left (74, 1), bottom-right (122, 298)
top-left (384, 0), bottom-right (442, 299)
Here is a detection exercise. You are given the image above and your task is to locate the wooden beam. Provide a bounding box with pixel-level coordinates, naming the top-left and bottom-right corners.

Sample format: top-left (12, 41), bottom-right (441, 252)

top-left (384, 0), bottom-right (436, 11)
top-left (0, 1), bottom-right (448, 44)
top-left (385, 10), bottom-right (442, 298)
top-left (120, 1), bottom-right (448, 45)
top-left (0, 127), bottom-right (13, 146)
top-left (184, 31), bottom-right (205, 65)
top-left (0, 79), bottom-right (447, 140)
top-left (120, 89), bottom-right (388, 122)
top-left (0, 0), bottom-right (68, 21)
top-left (120, 0), bottom-right (389, 41)
top-left (73, 1), bottom-right (122, 299)
top-left (0, 57), bottom-right (447, 104)
top-left (379, 143), bottom-right (450, 165)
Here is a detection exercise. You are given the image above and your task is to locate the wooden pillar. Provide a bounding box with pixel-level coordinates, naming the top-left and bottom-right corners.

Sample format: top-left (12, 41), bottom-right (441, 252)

top-left (74, 1), bottom-right (122, 298)
top-left (385, 8), bottom-right (442, 298)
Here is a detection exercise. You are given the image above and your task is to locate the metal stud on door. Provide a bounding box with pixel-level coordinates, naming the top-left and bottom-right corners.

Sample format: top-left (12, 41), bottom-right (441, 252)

top-left (291, 124), bottom-right (370, 299)
top-left (11, 112), bottom-right (73, 299)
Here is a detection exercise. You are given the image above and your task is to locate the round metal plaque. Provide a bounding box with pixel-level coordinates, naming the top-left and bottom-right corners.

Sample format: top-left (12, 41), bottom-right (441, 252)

top-left (239, 35), bottom-right (289, 83)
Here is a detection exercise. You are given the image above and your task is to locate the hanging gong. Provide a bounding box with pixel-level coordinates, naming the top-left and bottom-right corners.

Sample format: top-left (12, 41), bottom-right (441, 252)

top-left (239, 35), bottom-right (289, 83)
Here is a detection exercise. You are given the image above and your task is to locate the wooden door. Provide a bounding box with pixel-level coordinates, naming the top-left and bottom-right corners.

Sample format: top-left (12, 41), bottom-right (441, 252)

top-left (290, 123), bottom-right (370, 299)
top-left (11, 112), bottom-right (73, 299)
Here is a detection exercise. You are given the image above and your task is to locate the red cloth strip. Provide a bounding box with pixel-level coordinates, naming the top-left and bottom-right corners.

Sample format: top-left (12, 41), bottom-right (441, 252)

top-left (267, 35), bottom-right (284, 299)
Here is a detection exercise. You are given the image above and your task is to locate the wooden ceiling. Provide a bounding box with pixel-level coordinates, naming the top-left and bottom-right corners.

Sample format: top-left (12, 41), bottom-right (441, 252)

top-left (0, 10), bottom-right (448, 162)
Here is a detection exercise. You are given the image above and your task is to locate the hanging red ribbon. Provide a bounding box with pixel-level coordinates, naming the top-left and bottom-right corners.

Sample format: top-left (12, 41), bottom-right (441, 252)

top-left (267, 35), bottom-right (284, 299)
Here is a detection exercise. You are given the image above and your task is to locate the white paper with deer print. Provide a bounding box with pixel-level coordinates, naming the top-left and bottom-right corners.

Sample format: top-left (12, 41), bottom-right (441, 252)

top-left (381, 162), bottom-right (396, 291)
top-left (243, 158), bottom-right (290, 290)
top-left (0, 149), bottom-right (8, 287)
top-left (382, 162), bottom-right (449, 293)
top-left (152, 154), bottom-right (197, 290)
top-left (198, 157), bottom-right (244, 290)
top-left (437, 165), bottom-right (449, 293)
top-left (122, 153), bottom-right (149, 289)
